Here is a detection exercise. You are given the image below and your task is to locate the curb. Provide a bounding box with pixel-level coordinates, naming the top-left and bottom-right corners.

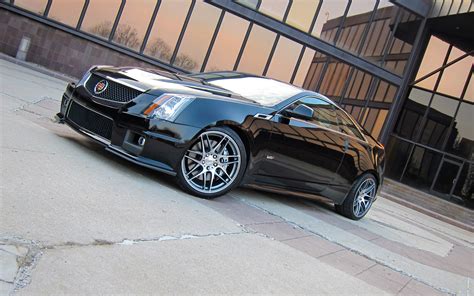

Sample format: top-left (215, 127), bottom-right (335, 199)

top-left (380, 192), bottom-right (473, 232)
top-left (0, 53), bottom-right (78, 82)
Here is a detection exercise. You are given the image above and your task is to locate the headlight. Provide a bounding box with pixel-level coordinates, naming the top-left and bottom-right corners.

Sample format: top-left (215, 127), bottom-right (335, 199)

top-left (144, 93), bottom-right (195, 121)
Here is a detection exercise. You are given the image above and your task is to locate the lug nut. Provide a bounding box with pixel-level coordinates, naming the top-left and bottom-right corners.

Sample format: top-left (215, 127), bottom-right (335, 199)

top-left (214, 163), bottom-right (217, 167)
top-left (213, 155), bottom-right (217, 159)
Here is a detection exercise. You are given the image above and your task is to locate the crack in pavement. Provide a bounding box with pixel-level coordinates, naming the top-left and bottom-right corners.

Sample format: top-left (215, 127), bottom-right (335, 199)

top-left (12, 96), bottom-right (58, 113)
top-left (1, 146), bottom-right (57, 155)
top-left (0, 237), bottom-right (43, 294)
top-left (42, 231), bottom-right (249, 250)
top-left (0, 229), bottom-right (250, 294)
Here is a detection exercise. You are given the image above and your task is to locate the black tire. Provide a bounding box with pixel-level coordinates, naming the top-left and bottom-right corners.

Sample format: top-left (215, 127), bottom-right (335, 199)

top-left (335, 173), bottom-right (377, 220)
top-left (177, 126), bottom-right (247, 199)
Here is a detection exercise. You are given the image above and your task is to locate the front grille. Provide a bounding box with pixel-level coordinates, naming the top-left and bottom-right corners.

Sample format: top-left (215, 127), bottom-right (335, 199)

top-left (67, 101), bottom-right (113, 140)
top-left (85, 74), bottom-right (142, 103)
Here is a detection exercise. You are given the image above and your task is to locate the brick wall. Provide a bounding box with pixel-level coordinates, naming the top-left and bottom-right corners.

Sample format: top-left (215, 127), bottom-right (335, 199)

top-left (0, 9), bottom-right (168, 79)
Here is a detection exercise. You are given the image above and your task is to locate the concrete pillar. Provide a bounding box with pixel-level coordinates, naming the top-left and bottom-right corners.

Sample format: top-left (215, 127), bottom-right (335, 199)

top-left (16, 36), bottom-right (31, 61)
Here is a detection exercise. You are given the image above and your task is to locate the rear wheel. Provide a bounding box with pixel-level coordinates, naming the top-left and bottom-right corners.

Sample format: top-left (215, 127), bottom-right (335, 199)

top-left (335, 174), bottom-right (377, 220)
top-left (177, 127), bottom-right (247, 199)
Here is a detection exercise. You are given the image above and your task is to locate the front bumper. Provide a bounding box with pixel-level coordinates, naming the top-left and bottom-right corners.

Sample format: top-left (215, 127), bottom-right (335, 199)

top-left (59, 83), bottom-right (201, 175)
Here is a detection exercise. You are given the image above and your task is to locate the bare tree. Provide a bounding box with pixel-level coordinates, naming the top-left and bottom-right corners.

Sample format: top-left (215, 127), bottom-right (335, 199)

top-left (207, 65), bottom-right (222, 72)
top-left (89, 22), bottom-right (197, 71)
top-left (146, 38), bottom-right (172, 61)
top-left (89, 21), bottom-right (140, 49)
top-left (89, 21), bottom-right (112, 39)
top-left (174, 54), bottom-right (197, 71)
top-left (113, 24), bottom-right (140, 49)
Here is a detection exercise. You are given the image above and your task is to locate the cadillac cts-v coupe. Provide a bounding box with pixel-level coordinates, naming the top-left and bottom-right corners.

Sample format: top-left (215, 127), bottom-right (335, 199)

top-left (57, 66), bottom-right (385, 220)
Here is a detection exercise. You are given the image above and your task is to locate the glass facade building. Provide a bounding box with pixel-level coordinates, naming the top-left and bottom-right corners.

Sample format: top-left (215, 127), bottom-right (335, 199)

top-left (1, 0), bottom-right (473, 209)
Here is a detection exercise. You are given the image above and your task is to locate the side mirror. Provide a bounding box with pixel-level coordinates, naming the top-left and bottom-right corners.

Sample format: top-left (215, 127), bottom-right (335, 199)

top-left (285, 104), bottom-right (314, 120)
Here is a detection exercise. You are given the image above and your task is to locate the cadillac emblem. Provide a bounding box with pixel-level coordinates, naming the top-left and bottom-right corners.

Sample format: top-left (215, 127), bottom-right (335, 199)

top-left (94, 80), bottom-right (108, 94)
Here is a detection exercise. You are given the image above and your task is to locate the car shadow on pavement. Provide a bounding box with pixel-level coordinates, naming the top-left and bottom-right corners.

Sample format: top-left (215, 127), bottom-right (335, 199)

top-left (53, 132), bottom-right (178, 189)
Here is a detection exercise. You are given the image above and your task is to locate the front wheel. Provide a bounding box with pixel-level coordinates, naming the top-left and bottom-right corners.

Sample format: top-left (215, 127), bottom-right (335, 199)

top-left (335, 174), bottom-right (377, 220)
top-left (177, 127), bottom-right (247, 199)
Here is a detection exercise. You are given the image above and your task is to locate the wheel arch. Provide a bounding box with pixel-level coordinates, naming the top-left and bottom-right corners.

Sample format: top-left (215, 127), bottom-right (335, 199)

top-left (215, 122), bottom-right (252, 168)
top-left (338, 170), bottom-right (380, 205)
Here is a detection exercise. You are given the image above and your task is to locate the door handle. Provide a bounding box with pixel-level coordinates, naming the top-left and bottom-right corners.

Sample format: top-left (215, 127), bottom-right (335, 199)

top-left (343, 138), bottom-right (349, 152)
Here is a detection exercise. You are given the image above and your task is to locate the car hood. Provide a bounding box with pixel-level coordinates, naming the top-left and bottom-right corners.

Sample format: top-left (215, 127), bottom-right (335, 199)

top-left (91, 66), bottom-right (258, 105)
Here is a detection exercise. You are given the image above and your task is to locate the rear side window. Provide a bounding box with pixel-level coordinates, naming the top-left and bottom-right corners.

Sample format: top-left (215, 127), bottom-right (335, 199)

top-left (335, 109), bottom-right (364, 140)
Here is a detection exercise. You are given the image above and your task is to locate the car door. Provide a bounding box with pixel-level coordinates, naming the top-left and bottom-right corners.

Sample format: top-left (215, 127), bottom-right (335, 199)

top-left (254, 97), bottom-right (346, 193)
top-left (330, 108), bottom-right (373, 197)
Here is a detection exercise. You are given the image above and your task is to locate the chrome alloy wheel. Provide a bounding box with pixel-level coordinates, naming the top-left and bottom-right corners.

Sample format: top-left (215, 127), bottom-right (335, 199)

top-left (181, 131), bottom-right (241, 194)
top-left (352, 178), bottom-right (376, 218)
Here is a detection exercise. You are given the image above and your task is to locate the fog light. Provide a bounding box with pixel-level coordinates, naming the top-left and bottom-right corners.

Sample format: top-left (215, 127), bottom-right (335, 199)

top-left (138, 136), bottom-right (146, 146)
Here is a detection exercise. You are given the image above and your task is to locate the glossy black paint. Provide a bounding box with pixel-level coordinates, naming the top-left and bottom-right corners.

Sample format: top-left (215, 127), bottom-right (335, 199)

top-left (59, 66), bottom-right (385, 205)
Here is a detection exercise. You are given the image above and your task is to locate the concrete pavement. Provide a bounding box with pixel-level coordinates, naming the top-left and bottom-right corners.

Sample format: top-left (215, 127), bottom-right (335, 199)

top-left (1, 58), bottom-right (472, 295)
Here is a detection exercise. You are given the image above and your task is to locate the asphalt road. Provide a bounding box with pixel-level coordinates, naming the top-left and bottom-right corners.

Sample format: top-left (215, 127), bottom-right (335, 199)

top-left (1, 58), bottom-right (472, 295)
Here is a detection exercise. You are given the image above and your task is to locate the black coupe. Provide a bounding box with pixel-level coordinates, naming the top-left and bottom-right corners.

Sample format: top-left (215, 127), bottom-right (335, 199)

top-left (57, 66), bottom-right (385, 220)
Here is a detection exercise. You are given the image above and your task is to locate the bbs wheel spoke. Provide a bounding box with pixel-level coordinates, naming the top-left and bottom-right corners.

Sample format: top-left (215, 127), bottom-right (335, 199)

top-left (181, 131), bottom-right (242, 194)
top-left (352, 178), bottom-right (376, 218)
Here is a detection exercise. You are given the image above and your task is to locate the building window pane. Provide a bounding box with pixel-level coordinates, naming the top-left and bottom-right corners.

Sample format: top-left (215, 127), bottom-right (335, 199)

top-left (402, 146), bottom-right (442, 191)
top-left (362, 108), bottom-right (380, 133)
top-left (371, 109), bottom-right (388, 139)
top-left (258, 0), bottom-right (289, 21)
top-left (346, 69), bottom-right (374, 101)
top-left (335, 0), bottom-right (377, 49)
top-left (437, 51), bottom-right (473, 98)
top-left (205, 13), bottom-right (249, 71)
top-left (286, 0), bottom-right (320, 32)
top-left (415, 36), bottom-right (450, 91)
top-left (318, 59), bottom-right (352, 101)
top-left (266, 37), bottom-right (302, 82)
top-left (109, 0), bottom-right (156, 51)
top-left (13, 0), bottom-right (48, 14)
top-left (363, 18), bottom-right (390, 60)
top-left (143, 0), bottom-right (192, 64)
top-left (394, 87), bottom-right (431, 140)
top-left (81, 0), bottom-right (122, 39)
top-left (419, 94), bottom-right (459, 149)
top-left (373, 80), bottom-right (397, 103)
top-left (350, 105), bottom-right (363, 120)
top-left (445, 102), bottom-right (474, 159)
top-left (453, 163), bottom-right (474, 207)
top-left (48, 0), bottom-right (85, 27)
top-left (381, 9), bottom-right (419, 75)
top-left (314, 0), bottom-right (349, 43)
top-left (302, 53), bottom-right (327, 90)
top-left (293, 48), bottom-right (315, 87)
top-left (174, 1), bottom-right (221, 71)
top-left (465, 73), bottom-right (473, 102)
top-left (237, 25), bottom-right (276, 75)
top-left (385, 137), bottom-right (412, 180)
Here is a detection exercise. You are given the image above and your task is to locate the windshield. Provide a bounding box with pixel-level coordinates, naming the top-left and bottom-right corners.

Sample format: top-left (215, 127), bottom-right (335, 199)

top-left (203, 76), bottom-right (302, 106)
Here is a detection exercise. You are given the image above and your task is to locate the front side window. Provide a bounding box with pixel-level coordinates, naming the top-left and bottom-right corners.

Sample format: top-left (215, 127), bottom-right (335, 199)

top-left (287, 97), bottom-right (339, 131)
